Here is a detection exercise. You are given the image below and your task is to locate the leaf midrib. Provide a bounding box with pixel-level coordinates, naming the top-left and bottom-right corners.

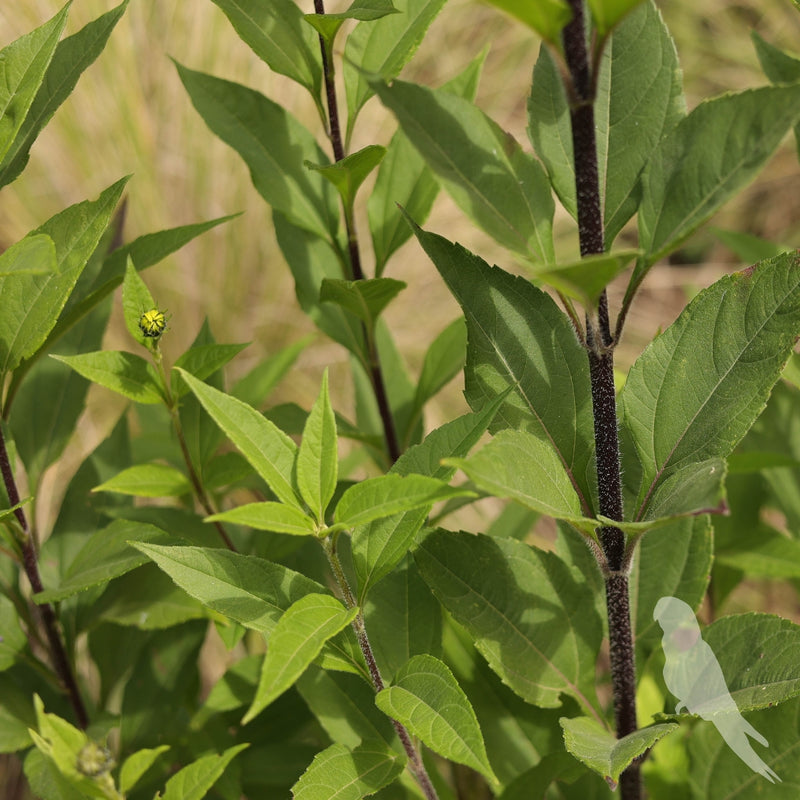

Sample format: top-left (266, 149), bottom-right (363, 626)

top-left (637, 268), bottom-right (800, 519)
top-left (421, 539), bottom-right (603, 724)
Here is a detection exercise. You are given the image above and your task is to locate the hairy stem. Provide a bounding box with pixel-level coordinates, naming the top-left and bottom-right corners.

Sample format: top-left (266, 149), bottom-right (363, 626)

top-left (313, 0), bottom-right (401, 465)
top-left (322, 537), bottom-right (439, 800)
top-left (173, 413), bottom-right (236, 551)
top-left (153, 348), bottom-right (235, 551)
top-left (562, 2), bottom-right (640, 797)
top-left (0, 427), bottom-right (89, 729)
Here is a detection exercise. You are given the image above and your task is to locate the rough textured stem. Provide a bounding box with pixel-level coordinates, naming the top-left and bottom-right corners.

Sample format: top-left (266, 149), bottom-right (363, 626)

top-left (563, 3), bottom-right (640, 797)
top-left (173, 413), bottom-right (236, 551)
top-left (322, 537), bottom-right (439, 800)
top-left (313, 0), bottom-right (401, 465)
top-left (154, 348), bottom-right (235, 551)
top-left (0, 427), bottom-right (89, 730)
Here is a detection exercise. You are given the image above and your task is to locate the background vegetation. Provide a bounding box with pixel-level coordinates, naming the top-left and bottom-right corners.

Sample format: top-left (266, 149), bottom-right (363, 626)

top-left (2, 0), bottom-right (798, 366)
top-left (1, 0), bottom-right (800, 795)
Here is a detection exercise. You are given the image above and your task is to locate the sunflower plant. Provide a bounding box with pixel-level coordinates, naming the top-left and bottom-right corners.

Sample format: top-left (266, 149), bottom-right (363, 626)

top-left (3, 2), bottom-right (800, 799)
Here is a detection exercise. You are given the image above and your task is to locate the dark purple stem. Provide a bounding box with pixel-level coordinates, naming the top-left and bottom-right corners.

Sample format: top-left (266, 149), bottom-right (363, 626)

top-left (0, 427), bottom-right (89, 730)
top-left (562, 3), bottom-right (640, 797)
top-left (322, 537), bottom-right (438, 800)
top-left (313, 0), bottom-right (401, 465)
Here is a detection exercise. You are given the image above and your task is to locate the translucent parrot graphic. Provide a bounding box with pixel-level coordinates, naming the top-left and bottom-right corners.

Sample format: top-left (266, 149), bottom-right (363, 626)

top-left (653, 596), bottom-right (781, 784)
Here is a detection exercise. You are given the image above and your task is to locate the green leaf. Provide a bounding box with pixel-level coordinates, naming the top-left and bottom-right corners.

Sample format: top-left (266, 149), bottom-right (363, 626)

top-left (409, 224), bottom-right (596, 516)
top-left (631, 516), bottom-right (714, 662)
top-left (306, 0), bottom-right (400, 51)
top-left (686, 696), bottom-right (797, 794)
top-left (641, 458), bottom-right (727, 522)
top-left (352, 398), bottom-right (506, 598)
top-left (560, 717), bottom-right (676, 788)
top-left (376, 80), bottom-right (554, 261)
top-left (210, 0), bottom-right (322, 108)
top-left (232, 335), bottom-right (312, 407)
top-left (243, 594), bottom-right (357, 723)
top-left (414, 529), bottom-right (604, 714)
top-left (161, 744), bottom-right (248, 800)
top-left (176, 61), bottom-right (338, 241)
top-left (717, 529), bottom-right (800, 579)
top-left (363, 556), bottom-right (442, 681)
top-left (752, 32), bottom-right (800, 160)
top-left (334, 474), bottom-right (474, 529)
top-left (297, 667), bottom-right (399, 749)
top-left (297, 370), bottom-right (338, 522)
top-left (171, 342), bottom-right (249, 397)
top-left (307, 145), bottom-right (386, 213)
top-left (23, 748), bottom-right (86, 800)
top-left (319, 278), bottom-right (406, 328)
top-left (752, 32), bottom-right (800, 84)
top-left (3, 236), bottom-right (109, 478)
top-left (349, 322), bottom-right (420, 455)
top-left (52, 351), bottom-right (164, 404)
top-left (0, 4), bottom-right (69, 164)
top-left (621, 252), bottom-right (800, 521)
top-left (0, 177), bottom-right (128, 380)
top-left (273, 212), bottom-right (365, 359)
top-left (29, 216), bottom-right (236, 371)
top-left (714, 472), bottom-right (800, 580)
top-left (93, 463), bottom-right (192, 498)
top-left (598, 0), bottom-right (684, 244)
top-left (529, 1), bottom-right (685, 245)
top-left (176, 368), bottom-right (302, 509)
top-left (734, 381), bottom-right (800, 535)
top-left (27, 697), bottom-right (110, 800)
top-left (639, 85), bottom-right (800, 265)
top-left (412, 318), bottom-right (466, 415)
top-left (367, 46), bottom-right (488, 275)
top-left (709, 227), bottom-right (785, 265)
top-left (291, 740), bottom-right (405, 800)
top-left (132, 543), bottom-right (324, 636)
top-left (192, 655), bottom-right (260, 720)
top-left (701, 612), bottom-right (800, 712)
top-left (98, 565), bottom-right (208, 631)
top-left (484, 0), bottom-right (571, 44)
top-left (442, 619), bottom-right (568, 787)
top-left (116, 622), bottom-right (207, 754)
top-left (0, 2), bottom-right (128, 188)
top-left (119, 746), bottom-right (170, 795)
top-left (529, 250), bottom-right (639, 308)
top-left (376, 654), bottom-right (498, 784)
top-left (445, 429), bottom-right (590, 527)
top-left (368, 133), bottom-right (437, 276)
top-left (0, 597), bottom-right (27, 672)
top-left (343, 0), bottom-right (447, 142)
top-left (33, 519), bottom-right (174, 604)
top-left (313, 0), bottom-right (398, 25)
top-left (207, 502), bottom-right (317, 536)
top-left (121, 257), bottom-right (156, 346)
top-left (0, 235), bottom-right (56, 276)
top-left (587, 0), bottom-right (647, 37)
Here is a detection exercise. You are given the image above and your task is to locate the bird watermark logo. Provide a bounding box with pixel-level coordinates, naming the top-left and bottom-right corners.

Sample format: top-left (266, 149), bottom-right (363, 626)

top-left (653, 596), bottom-right (780, 784)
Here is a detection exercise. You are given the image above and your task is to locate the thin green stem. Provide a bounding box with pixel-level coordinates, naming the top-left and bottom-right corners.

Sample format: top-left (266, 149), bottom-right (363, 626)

top-left (313, 0), bottom-right (402, 465)
top-left (562, 2), bottom-right (640, 797)
top-left (152, 346), bottom-right (236, 551)
top-left (0, 426), bottom-right (89, 729)
top-left (322, 536), bottom-right (439, 800)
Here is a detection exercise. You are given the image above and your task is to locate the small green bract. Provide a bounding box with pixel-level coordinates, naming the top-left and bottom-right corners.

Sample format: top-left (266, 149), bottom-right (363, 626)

top-left (139, 308), bottom-right (167, 338)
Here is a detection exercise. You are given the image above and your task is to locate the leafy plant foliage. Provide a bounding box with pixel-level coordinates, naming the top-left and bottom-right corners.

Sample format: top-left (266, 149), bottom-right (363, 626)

top-left (2, 1), bottom-right (800, 799)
